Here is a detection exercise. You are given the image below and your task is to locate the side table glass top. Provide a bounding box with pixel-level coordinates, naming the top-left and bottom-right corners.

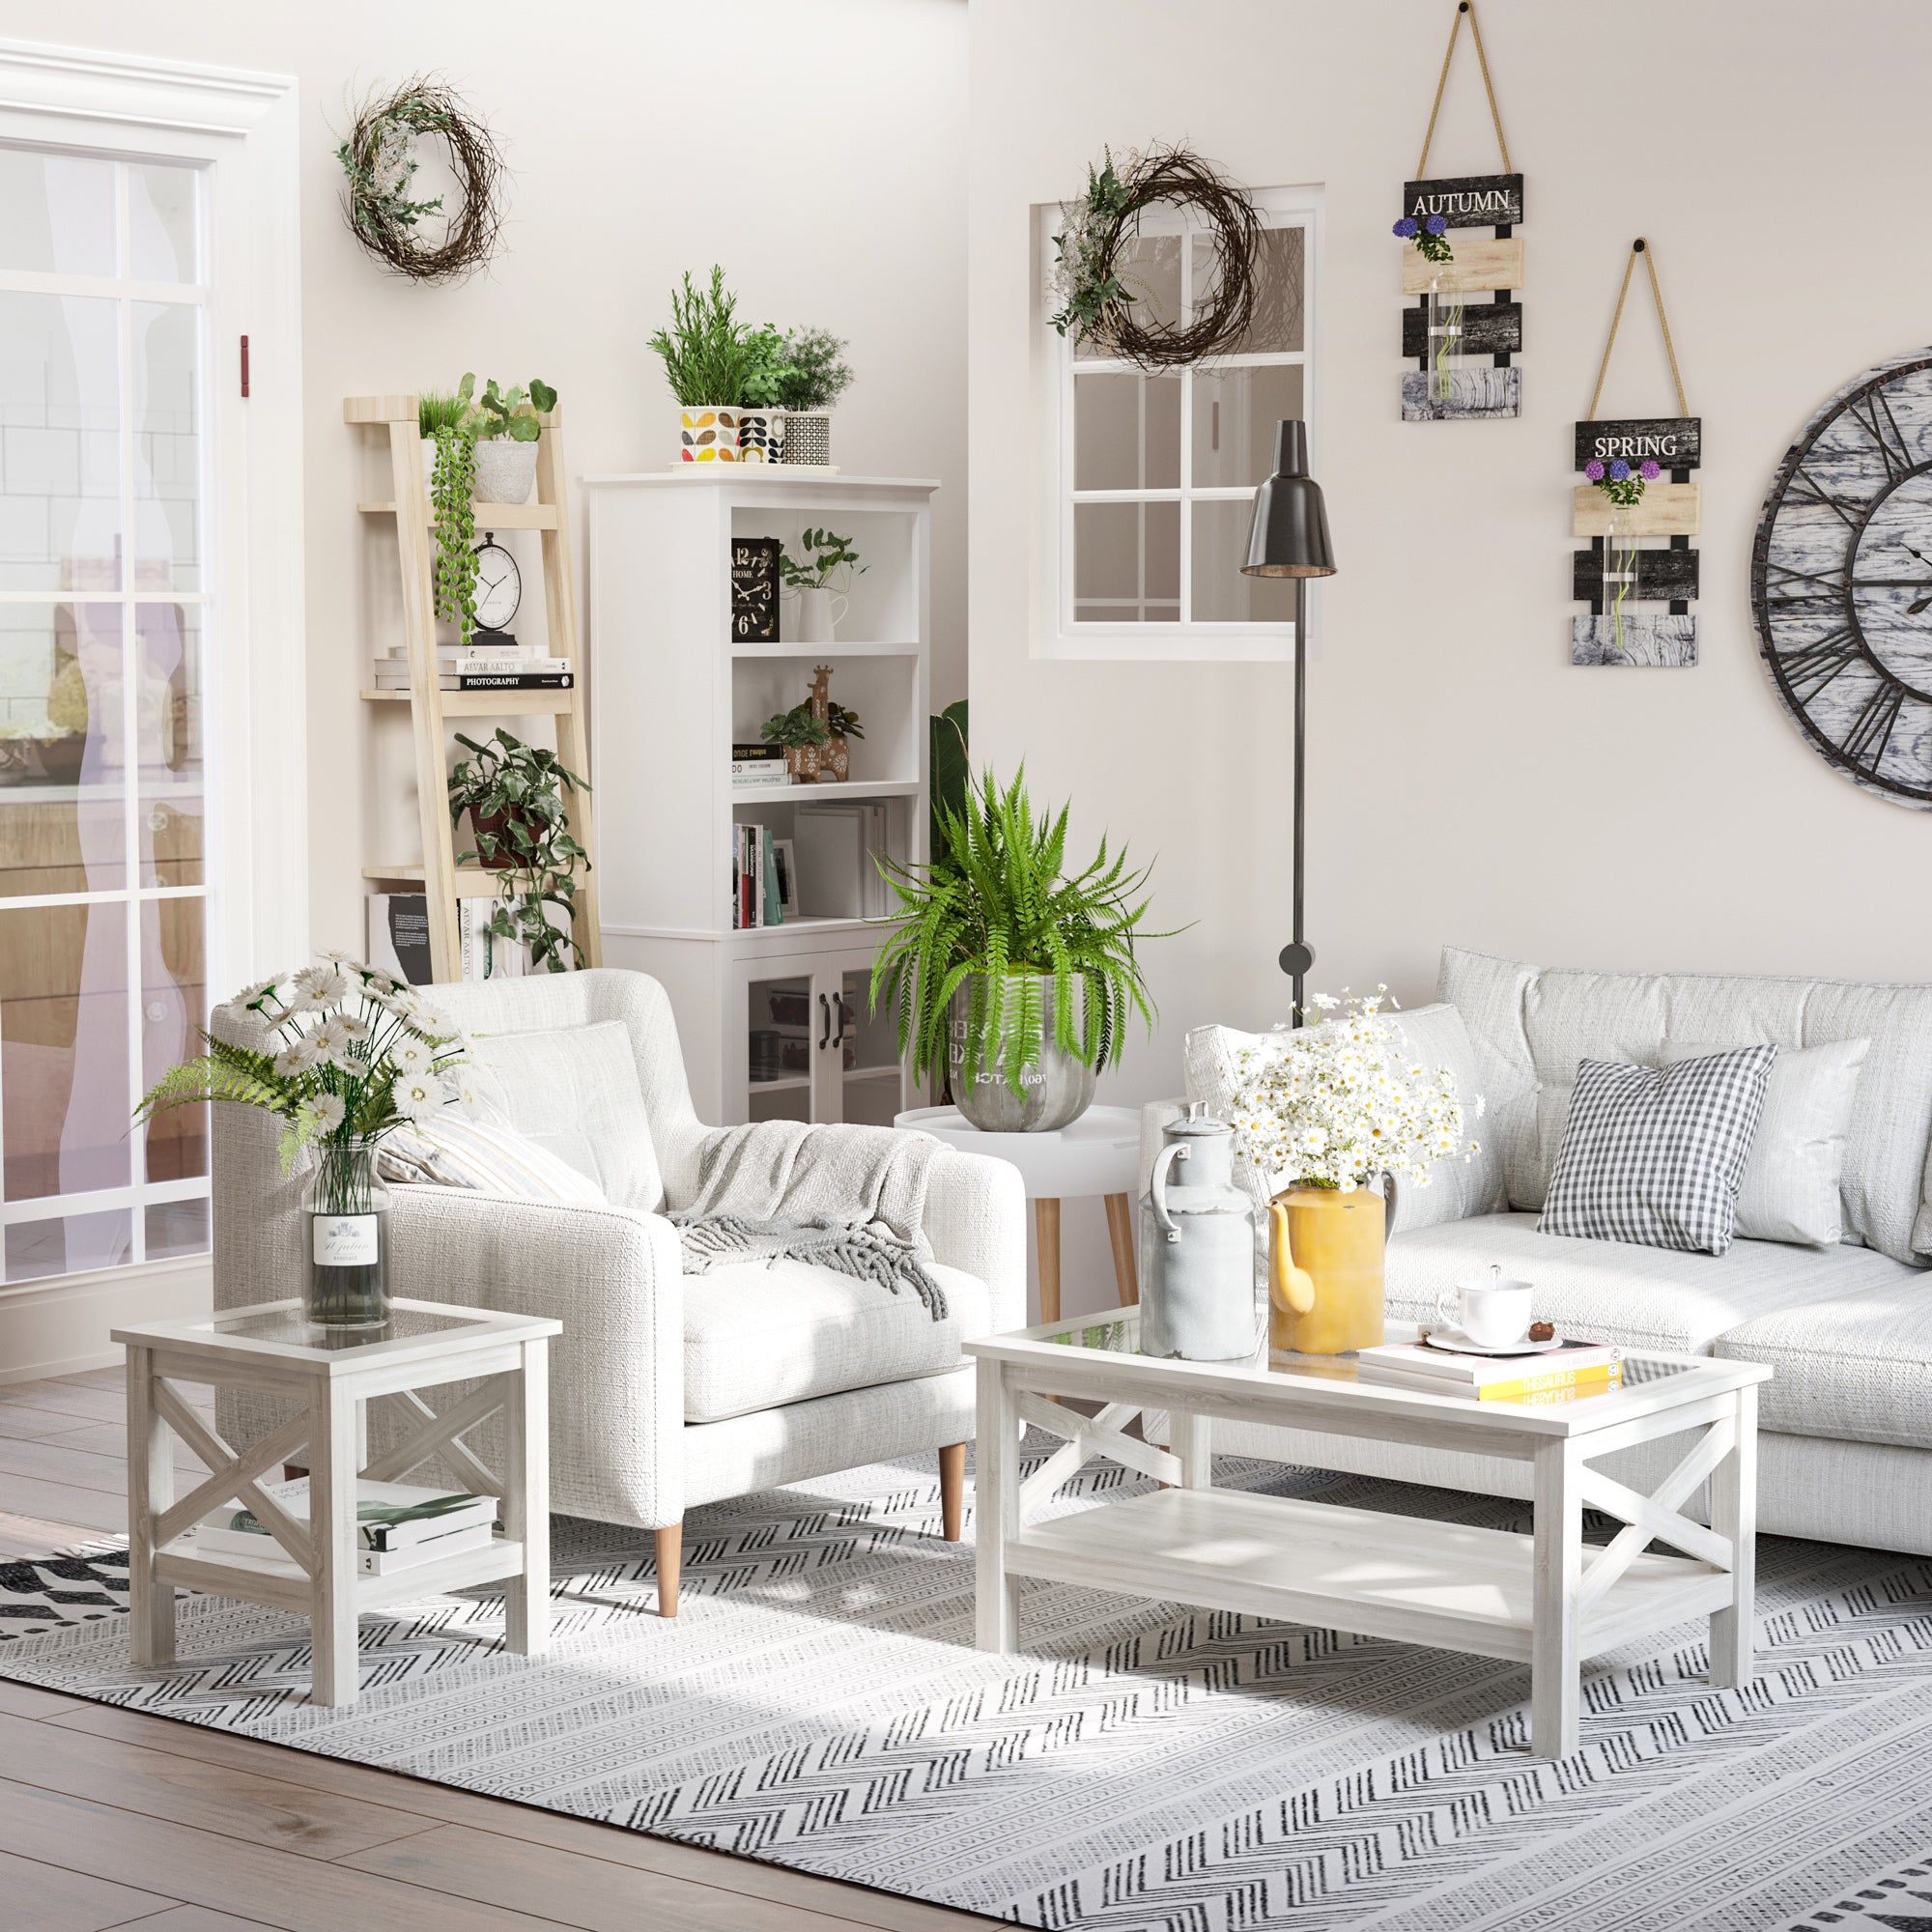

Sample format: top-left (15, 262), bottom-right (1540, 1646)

top-left (208, 1303), bottom-right (494, 1352)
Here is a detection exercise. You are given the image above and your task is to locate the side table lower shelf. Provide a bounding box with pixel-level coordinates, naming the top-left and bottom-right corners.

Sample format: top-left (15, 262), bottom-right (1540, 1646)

top-left (156, 1533), bottom-right (528, 1615)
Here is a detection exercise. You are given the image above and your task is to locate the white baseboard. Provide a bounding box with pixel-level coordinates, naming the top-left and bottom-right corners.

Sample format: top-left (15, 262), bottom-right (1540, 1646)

top-left (0, 1254), bottom-right (213, 1385)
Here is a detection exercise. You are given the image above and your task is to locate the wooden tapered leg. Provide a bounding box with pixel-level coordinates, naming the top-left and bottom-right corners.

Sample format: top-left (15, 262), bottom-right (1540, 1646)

top-left (939, 1441), bottom-right (965, 1542)
top-left (1104, 1193), bottom-right (1139, 1306)
top-left (1034, 1198), bottom-right (1062, 1325)
top-left (655, 1521), bottom-right (682, 1617)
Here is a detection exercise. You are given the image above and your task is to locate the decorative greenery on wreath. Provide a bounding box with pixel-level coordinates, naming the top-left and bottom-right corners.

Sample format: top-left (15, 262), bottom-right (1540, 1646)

top-left (336, 77), bottom-right (506, 285)
top-left (1048, 144), bottom-right (1264, 368)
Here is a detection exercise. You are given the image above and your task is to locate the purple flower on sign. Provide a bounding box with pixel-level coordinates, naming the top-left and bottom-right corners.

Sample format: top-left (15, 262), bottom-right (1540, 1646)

top-left (1609, 460), bottom-right (1631, 482)
top-left (1426, 214), bottom-right (1448, 236)
top-left (1639, 459), bottom-right (1662, 482)
top-left (1393, 216), bottom-right (1419, 239)
top-left (1585, 459), bottom-right (1605, 482)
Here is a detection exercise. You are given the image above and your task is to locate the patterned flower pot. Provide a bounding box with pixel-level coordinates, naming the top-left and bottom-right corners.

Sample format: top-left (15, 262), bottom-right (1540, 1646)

top-left (822, 733), bottom-right (850, 781)
top-left (736, 406), bottom-right (786, 465)
top-left (679, 407), bottom-right (741, 464)
top-left (472, 439), bottom-right (537, 503)
top-left (947, 976), bottom-right (1096, 1133)
top-left (785, 742), bottom-right (822, 782)
top-left (784, 412), bottom-right (833, 468)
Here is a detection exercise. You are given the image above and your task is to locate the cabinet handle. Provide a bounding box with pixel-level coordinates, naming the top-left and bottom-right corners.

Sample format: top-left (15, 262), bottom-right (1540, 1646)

top-left (818, 992), bottom-right (832, 1049)
top-left (832, 995), bottom-right (847, 1047)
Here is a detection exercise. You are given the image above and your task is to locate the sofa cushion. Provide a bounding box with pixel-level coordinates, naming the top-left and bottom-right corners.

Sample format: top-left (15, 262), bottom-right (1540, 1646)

top-left (1387, 1211), bottom-right (1919, 1355)
top-left (1664, 1035), bottom-right (1868, 1248)
top-left (1715, 1280), bottom-right (1932, 1447)
top-left (682, 1259), bottom-right (990, 1423)
top-left (467, 1020), bottom-right (663, 1211)
top-left (374, 1104), bottom-right (609, 1205)
top-left (1439, 945), bottom-right (1932, 1266)
top-left (1539, 1048), bottom-right (1776, 1257)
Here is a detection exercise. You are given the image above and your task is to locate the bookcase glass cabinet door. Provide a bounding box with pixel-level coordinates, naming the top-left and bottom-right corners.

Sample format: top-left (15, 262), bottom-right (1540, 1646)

top-left (740, 950), bottom-right (907, 1125)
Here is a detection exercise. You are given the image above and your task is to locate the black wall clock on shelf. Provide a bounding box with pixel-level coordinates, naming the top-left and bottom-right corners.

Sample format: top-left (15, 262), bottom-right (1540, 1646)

top-left (1751, 346), bottom-right (1932, 808)
top-left (730, 536), bottom-right (780, 643)
top-left (1398, 1), bottom-right (1522, 422)
top-left (1572, 240), bottom-right (1700, 667)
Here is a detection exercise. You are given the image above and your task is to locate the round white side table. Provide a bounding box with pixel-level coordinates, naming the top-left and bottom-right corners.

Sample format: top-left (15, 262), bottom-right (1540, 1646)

top-left (896, 1104), bottom-right (1141, 1323)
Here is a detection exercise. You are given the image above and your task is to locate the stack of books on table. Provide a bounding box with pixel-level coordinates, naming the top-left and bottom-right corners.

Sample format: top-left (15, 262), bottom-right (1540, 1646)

top-left (192, 1478), bottom-right (499, 1577)
top-left (372, 645), bottom-right (573, 692)
top-left (731, 742), bottom-right (791, 788)
top-left (1355, 1339), bottom-right (1623, 1405)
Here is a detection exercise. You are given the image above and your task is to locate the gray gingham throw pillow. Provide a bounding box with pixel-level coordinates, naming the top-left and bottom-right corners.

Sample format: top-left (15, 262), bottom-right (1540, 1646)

top-left (1539, 1046), bottom-right (1777, 1256)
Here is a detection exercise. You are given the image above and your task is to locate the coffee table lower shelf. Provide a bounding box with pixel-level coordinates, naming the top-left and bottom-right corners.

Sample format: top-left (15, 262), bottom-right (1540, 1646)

top-left (1003, 1486), bottom-right (1733, 1665)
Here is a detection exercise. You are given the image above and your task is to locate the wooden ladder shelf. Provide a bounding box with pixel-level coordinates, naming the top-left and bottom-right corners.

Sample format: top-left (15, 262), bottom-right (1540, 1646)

top-left (344, 393), bottom-right (601, 983)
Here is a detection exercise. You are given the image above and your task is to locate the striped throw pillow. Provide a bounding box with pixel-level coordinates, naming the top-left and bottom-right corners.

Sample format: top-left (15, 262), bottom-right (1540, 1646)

top-left (376, 1106), bottom-right (608, 1206)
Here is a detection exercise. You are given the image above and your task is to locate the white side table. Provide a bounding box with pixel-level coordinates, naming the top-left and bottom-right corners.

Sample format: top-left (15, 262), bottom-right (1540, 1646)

top-left (114, 1296), bottom-right (560, 1708)
top-left (897, 1104), bottom-right (1141, 1322)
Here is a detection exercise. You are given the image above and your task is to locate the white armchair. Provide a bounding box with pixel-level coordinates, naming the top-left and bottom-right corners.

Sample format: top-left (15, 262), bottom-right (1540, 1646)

top-left (212, 968), bottom-right (1025, 1612)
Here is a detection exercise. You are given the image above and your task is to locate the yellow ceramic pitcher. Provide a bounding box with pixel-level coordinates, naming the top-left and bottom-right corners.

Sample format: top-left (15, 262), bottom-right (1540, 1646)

top-left (1267, 1184), bottom-right (1387, 1355)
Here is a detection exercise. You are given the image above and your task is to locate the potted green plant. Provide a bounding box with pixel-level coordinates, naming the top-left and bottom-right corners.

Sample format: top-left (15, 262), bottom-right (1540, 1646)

top-left (738, 324), bottom-right (800, 465)
top-left (462, 372), bottom-right (557, 503)
top-left (447, 729), bottom-right (592, 973)
top-left (779, 528), bottom-right (865, 643)
top-left (648, 266), bottom-right (754, 464)
top-left (774, 326), bottom-right (853, 467)
top-left (823, 699), bottom-right (863, 782)
top-left (420, 390), bottom-right (478, 643)
top-left (870, 766), bottom-right (1173, 1132)
top-left (761, 701), bottom-right (831, 782)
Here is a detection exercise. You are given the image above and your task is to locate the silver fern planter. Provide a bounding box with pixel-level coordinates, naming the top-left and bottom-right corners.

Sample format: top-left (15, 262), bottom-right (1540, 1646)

top-left (947, 977), bottom-right (1096, 1133)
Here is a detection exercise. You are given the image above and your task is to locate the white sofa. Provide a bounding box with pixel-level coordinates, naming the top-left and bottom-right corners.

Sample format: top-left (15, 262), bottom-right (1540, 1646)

top-left (212, 969), bottom-right (1026, 1608)
top-left (1145, 947), bottom-right (1932, 1558)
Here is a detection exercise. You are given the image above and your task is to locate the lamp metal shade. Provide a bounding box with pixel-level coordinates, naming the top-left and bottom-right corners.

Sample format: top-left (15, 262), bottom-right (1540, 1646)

top-left (1242, 418), bottom-right (1336, 579)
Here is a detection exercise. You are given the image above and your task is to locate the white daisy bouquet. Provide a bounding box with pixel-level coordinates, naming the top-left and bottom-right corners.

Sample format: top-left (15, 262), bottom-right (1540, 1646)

top-left (134, 953), bottom-right (474, 1185)
top-left (1224, 989), bottom-right (1481, 1194)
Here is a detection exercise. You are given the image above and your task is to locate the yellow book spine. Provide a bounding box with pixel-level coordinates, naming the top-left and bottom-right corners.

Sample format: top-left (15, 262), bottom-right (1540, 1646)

top-left (1475, 1365), bottom-right (1622, 1403)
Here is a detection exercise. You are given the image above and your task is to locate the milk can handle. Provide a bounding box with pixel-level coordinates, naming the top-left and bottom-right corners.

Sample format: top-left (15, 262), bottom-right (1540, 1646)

top-left (1151, 1141), bottom-right (1189, 1244)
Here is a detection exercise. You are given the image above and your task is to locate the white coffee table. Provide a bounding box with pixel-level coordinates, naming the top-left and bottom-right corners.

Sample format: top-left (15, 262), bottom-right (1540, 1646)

top-left (115, 1296), bottom-right (560, 1707)
top-left (965, 1312), bottom-right (1771, 1758)
top-left (897, 1103), bottom-right (1141, 1321)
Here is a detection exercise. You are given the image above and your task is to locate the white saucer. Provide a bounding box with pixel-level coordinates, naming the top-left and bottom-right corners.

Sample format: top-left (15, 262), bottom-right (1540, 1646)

top-left (1423, 1327), bottom-right (1565, 1358)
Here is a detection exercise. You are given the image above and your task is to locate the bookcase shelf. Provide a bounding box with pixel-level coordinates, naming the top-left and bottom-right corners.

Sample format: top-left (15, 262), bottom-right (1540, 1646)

top-left (587, 471), bottom-right (935, 1125)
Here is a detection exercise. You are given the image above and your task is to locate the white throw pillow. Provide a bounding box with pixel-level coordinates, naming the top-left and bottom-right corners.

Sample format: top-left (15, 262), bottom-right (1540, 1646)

top-left (376, 1106), bottom-right (609, 1205)
top-left (1663, 1036), bottom-right (1870, 1248)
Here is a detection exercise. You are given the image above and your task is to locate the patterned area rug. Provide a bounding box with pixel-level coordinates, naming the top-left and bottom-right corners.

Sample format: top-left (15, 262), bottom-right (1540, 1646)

top-left (3, 1443), bottom-right (1932, 1931)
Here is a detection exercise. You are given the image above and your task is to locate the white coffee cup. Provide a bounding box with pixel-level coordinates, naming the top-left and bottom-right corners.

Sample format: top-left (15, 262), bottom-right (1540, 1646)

top-left (1437, 1275), bottom-right (1534, 1349)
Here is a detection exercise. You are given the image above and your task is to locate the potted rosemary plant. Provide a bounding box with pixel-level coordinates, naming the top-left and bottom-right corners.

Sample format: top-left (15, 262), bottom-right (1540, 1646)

top-left (648, 266), bottom-right (754, 463)
top-left (135, 959), bottom-right (472, 1328)
top-left (871, 767), bottom-right (1172, 1132)
top-left (448, 728), bottom-right (592, 972)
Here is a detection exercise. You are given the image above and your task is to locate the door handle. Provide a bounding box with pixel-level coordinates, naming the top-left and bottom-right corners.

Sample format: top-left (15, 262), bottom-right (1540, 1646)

top-left (818, 992), bottom-right (832, 1049)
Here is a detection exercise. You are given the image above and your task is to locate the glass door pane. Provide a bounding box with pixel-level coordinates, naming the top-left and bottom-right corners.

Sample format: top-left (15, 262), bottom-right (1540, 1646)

top-left (840, 966), bottom-right (902, 1126)
top-left (748, 973), bottom-right (812, 1122)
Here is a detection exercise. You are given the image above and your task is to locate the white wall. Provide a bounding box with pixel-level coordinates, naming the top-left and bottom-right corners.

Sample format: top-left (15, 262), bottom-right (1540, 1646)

top-left (971, 0), bottom-right (1932, 1317)
top-left (32, 0), bottom-right (968, 954)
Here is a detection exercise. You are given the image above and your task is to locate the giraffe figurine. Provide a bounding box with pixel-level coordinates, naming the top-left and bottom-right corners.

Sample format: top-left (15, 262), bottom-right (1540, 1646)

top-left (810, 665), bottom-right (849, 781)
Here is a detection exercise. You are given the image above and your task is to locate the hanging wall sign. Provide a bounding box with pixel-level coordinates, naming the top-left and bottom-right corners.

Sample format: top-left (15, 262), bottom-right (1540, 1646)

top-left (1572, 240), bottom-right (1701, 667)
top-left (1398, 3), bottom-right (1522, 422)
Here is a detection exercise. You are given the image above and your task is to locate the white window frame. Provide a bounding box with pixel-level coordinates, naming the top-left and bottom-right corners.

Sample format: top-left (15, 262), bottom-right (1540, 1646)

top-left (1036, 184), bottom-right (1322, 664)
top-left (0, 43), bottom-right (305, 1304)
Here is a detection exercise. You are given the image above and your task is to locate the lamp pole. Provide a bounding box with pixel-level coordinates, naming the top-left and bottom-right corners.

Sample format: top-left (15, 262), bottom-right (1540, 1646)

top-left (1240, 419), bottom-right (1334, 1028)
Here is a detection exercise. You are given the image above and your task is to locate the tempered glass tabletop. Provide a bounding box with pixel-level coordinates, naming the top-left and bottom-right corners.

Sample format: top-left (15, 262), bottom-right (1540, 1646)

top-left (207, 1304), bottom-right (493, 1352)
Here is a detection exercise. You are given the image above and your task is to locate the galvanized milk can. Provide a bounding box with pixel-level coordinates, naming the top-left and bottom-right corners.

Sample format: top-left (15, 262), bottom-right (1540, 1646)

top-left (1139, 1104), bottom-right (1260, 1360)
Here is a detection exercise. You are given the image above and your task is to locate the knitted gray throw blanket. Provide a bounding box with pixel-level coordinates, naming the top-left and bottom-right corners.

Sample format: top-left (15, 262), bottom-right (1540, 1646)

top-left (669, 1120), bottom-right (949, 1321)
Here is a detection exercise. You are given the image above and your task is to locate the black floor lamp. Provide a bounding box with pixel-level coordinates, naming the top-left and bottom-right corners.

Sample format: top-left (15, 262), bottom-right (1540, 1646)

top-left (1241, 418), bottom-right (1336, 1028)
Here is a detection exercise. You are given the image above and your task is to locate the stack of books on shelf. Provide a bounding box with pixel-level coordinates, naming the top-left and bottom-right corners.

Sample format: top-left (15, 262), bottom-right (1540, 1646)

top-left (1355, 1339), bottom-right (1622, 1406)
top-left (731, 822), bottom-right (786, 929)
top-left (192, 1478), bottom-right (498, 1577)
top-left (368, 893), bottom-right (531, 983)
top-left (794, 800), bottom-right (892, 919)
top-left (372, 641), bottom-right (573, 692)
top-left (731, 742), bottom-right (791, 788)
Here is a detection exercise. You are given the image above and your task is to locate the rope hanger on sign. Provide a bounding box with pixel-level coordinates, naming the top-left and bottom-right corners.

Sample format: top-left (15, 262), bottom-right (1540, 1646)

top-left (1414, 0), bottom-right (1513, 179)
top-left (1586, 239), bottom-right (1690, 422)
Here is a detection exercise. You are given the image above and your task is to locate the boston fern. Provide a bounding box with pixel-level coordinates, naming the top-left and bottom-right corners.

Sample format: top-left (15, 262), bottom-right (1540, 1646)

top-left (870, 767), bottom-right (1174, 1094)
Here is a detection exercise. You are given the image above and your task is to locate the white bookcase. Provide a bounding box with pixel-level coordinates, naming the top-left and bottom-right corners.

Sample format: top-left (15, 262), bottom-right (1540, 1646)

top-left (584, 471), bottom-right (935, 1126)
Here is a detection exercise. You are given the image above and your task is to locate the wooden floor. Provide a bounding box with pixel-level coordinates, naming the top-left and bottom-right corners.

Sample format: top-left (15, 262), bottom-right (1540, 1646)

top-left (0, 1365), bottom-right (1000, 1932)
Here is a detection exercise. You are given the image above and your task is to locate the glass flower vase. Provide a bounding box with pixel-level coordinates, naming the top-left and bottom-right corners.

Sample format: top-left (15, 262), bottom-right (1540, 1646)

top-left (1604, 500), bottom-right (1636, 658)
top-left (1426, 276), bottom-right (1464, 405)
top-left (302, 1138), bottom-right (391, 1329)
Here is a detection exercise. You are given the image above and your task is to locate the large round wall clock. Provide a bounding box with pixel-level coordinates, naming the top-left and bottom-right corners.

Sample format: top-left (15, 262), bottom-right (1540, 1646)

top-left (1751, 347), bottom-right (1932, 809)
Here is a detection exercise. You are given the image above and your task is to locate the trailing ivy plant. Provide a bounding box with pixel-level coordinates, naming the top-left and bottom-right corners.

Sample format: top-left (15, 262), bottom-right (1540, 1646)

top-left (428, 423), bottom-right (477, 640)
top-left (870, 765), bottom-right (1176, 1095)
top-left (447, 729), bottom-right (592, 973)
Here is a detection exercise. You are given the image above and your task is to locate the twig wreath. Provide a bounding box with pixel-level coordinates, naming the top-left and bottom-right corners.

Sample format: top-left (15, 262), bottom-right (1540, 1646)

top-left (335, 76), bottom-right (506, 284)
top-left (1048, 144), bottom-right (1263, 368)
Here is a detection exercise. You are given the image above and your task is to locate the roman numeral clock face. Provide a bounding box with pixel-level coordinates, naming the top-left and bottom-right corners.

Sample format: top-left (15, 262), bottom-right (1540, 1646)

top-left (1752, 350), bottom-right (1932, 807)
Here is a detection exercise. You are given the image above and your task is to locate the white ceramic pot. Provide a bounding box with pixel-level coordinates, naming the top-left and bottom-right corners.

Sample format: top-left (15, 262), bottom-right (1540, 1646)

top-left (791, 585), bottom-right (849, 644)
top-left (679, 406), bottom-right (741, 463)
top-left (472, 439), bottom-right (537, 504)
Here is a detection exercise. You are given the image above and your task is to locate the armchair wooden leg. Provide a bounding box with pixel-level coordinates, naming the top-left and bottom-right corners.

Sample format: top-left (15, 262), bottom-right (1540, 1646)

top-left (654, 1521), bottom-right (682, 1617)
top-left (939, 1441), bottom-right (966, 1542)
